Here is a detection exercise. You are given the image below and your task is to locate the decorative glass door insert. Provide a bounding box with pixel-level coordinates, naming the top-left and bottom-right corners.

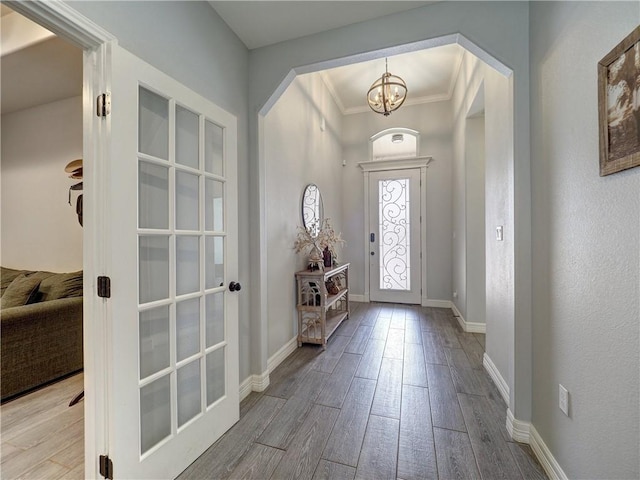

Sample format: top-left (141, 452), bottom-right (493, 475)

top-left (369, 168), bottom-right (421, 304)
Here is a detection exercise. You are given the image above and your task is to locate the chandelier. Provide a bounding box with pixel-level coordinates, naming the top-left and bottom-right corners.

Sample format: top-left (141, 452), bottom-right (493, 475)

top-left (367, 58), bottom-right (407, 116)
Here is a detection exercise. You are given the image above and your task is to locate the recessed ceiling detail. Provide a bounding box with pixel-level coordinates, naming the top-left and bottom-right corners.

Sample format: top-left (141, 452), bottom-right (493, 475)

top-left (317, 44), bottom-right (465, 116)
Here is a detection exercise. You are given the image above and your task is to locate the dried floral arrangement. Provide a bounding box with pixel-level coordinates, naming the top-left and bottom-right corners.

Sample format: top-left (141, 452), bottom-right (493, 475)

top-left (294, 218), bottom-right (345, 262)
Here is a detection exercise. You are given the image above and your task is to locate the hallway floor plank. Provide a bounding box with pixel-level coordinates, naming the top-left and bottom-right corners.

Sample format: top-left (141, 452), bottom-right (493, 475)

top-left (179, 302), bottom-right (547, 480)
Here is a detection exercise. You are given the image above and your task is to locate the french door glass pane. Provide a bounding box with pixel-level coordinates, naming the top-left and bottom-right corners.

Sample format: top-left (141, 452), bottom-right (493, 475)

top-left (205, 236), bottom-right (224, 289)
top-left (176, 106), bottom-right (199, 169)
top-left (205, 179), bottom-right (224, 232)
top-left (177, 360), bottom-right (201, 428)
top-left (176, 298), bottom-right (200, 362)
top-left (205, 120), bottom-right (224, 176)
top-left (140, 375), bottom-right (171, 455)
top-left (205, 292), bottom-right (224, 347)
top-left (139, 87), bottom-right (168, 160)
top-left (379, 178), bottom-right (411, 291)
top-left (176, 171), bottom-right (200, 231)
top-left (206, 348), bottom-right (225, 406)
top-left (139, 161), bottom-right (169, 229)
top-left (139, 235), bottom-right (170, 304)
top-left (139, 305), bottom-right (170, 379)
top-left (176, 236), bottom-right (200, 296)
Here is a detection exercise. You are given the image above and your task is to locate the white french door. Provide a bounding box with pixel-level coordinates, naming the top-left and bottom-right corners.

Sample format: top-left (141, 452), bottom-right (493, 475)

top-left (107, 45), bottom-right (238, 479)
top-left (369, 169), bottom-right (421, 304)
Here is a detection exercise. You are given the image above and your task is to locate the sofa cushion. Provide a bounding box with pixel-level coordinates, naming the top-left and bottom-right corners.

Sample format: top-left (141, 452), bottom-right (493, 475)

top-left (0, 274), bottom-right (42, 309)
top-left (1, 267), bottom-right (26, 297)
top-left (41, 271), bottom-right (83, 301)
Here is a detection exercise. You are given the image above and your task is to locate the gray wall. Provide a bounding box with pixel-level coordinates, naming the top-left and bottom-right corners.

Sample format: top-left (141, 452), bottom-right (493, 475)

top-left (263, 73), bottom-right (344, 357)
top-left (341, 101), bottom-right (453, 302)
top-left (530, 2), bottom-right (639, 477)
top-left (68, 1), bottom-right (253, 381)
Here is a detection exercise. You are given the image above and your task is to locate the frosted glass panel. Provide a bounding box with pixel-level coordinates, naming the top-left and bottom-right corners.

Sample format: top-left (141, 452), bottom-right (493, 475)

top-left (140, 375), bottom-right (171, 454)
top-left (205, 236), bottom-right (224, 289)
top-left (176, 236), bottom-right (200, 296)
top-left (176, 106), bottom-right (199, 169)
top-left (139, 236), bottom-right (170, 304)
top-left (176, 298), bottom-right (200, 361)
top-left (139, 161), bottom-right (169, 229)
top-left (176, 171), bottom-right (199, 231)
top-left (206, 292), bottom-right (224, 347)
top-left (177, 360), bottom-right (201, 428)
top-left (205, 179), bottom-right (224, 231)
top-left (139, 87), bottom-right (168, 160)
top-left (206, 348), bottom-right (225, 406)
top-left (139, 306), bottom-right (170, 379)
top-left (379, 178), bottom-right (411, 291)
top-left (205, 120), bottom-right (223, 175)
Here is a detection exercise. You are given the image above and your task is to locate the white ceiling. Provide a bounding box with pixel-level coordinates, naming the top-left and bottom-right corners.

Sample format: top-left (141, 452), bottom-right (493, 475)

top-left (209, 1), bottom-right (434, 50)
top-left (1, 2), bottom-right (461, 117)
top-left (210, 1), bottom-right (463, 113)
top-left (319, 44), bottom-right (464, 115)
top-left (1, 9), bottom-right (82, 115)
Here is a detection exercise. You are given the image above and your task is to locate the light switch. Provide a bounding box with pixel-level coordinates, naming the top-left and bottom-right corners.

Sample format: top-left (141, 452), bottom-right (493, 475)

top-left (496, 226), bottom-right (504, 241)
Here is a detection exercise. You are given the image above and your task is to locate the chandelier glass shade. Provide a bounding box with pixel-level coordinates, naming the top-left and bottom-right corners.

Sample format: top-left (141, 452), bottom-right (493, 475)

top-left (367, 59), bottom-right (407, 116)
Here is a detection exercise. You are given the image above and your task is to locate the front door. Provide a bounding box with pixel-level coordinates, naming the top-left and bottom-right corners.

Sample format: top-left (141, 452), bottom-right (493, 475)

top-left (107, 45), bottom-right (239, 479)
top-left (369, 169), bottom-right (421, 304)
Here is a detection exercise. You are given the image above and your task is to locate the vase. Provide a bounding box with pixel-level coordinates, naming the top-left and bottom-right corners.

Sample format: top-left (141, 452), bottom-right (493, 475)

top-left (308, 248), bottom-right (324, 271)
top-left (323, 247), bottom-right (332, 268)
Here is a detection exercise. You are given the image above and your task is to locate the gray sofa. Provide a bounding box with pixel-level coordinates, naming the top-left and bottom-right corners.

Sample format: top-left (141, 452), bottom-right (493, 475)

top-left (1, 267), bottom-right (83, 401)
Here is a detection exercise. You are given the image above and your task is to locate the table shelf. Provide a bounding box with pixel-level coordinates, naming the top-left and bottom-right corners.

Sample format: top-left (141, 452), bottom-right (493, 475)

top-left (295, 263), bottom-right (350, 349)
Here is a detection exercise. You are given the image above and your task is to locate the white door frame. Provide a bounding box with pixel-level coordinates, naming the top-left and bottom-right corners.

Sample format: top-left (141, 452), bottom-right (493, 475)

top-left (6, 2), bottom-right (114, 478)
top-left (358, 157), bottom-right (432, 306)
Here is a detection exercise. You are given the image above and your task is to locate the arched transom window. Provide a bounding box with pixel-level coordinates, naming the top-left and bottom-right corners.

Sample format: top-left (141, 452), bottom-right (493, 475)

top-left (370, 128), bottom-right (419, 161)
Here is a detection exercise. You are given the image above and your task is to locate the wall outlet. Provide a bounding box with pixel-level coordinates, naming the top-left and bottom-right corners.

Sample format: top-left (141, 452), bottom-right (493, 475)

top-left (496, 225), bottom-right (504, 241)
top-left (453, 291), bottom-right (458, 299)
top-left (559, 384), bottom-right (569, 416)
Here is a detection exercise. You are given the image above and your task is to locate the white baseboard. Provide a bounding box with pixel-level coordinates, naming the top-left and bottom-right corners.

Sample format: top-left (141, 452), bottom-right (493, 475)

top-left (422, 299), bottom-right (452, 308)
top-left (506, 408), bottom-right (531, 443)
top-left (530, 424), bottom-right (569, 480)
top-left (349, 294), bottom-right (367, 303)
top-left (239, 376), bottom-right (253, 401)
top-left (268, 336), bottom-right (298, 373)
top-left (451, 302), bottom-right (486, 333)
top-left (243, 336), bottom-right (298, 396)
top-left (251, 370), bottom-right (270, 392)
top-left (482, 353), bottom-right (510, 405)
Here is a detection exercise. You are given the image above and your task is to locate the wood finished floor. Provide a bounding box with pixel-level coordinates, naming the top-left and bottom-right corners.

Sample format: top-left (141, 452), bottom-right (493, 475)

top-left (0, 373), bottom-right (84, 479)
top-left (179, 302), bottom-right (547, 480)
top-left (0, 303), bottom-right (547, 480)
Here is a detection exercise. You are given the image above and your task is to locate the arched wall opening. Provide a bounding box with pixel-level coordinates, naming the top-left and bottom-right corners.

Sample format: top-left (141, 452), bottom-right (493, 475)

top-left (253, 26), bottom-right (529, 427)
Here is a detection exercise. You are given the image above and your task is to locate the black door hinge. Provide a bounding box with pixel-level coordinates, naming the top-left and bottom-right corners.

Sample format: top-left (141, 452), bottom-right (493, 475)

top-left (97, 93), bottom-right (111, 117)
top-left (97, 276), bottom-right (111, 298)
top-left (99, 455), bottom-right (113, 479)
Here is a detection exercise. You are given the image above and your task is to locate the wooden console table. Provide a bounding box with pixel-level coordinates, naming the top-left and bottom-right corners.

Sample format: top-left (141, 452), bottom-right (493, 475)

top-left (295, 263), bottom-right (350, 349)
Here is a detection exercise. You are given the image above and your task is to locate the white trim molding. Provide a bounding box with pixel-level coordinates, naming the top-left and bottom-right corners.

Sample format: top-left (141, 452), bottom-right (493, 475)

top-left (358, 156), bottom-right (433, 172)
top-left (242, 336), bottom-right (299, 396)
top-left (506, 408), bottom-right (531, 443)
top-left (483, 353), bottom-right (510, 405)
top-left (251, 370), bottom-right (270, 393)
top-left (239, 376), bottom-right (253, 401)
top-left (268, 336), bottom-right (298, 373)
top-left (349, 294), bottom-right (367, 303)
top-left (451, 302), bottom-right (486, 333)
top-left (422, 299), bottom-right (452, 308)
top-left (530, 425), bottom-right (569, 480)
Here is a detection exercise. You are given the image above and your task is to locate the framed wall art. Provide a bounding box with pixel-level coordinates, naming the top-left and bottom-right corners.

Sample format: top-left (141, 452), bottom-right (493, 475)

top-left (598, 25), bottom-right (640, 176)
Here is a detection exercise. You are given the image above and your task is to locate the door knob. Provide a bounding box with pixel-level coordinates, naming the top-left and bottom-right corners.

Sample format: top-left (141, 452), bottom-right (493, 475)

top-left (229, 281), bottom-right (242, 292)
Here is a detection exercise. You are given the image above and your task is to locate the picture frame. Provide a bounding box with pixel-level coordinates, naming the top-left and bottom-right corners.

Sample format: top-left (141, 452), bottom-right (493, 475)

top-left (598, 25), bottom-right (640, 176)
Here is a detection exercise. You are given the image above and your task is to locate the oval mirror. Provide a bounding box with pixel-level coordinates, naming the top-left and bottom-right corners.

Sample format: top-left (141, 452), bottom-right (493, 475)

top-left (301, 184), bottom-right (323, 237)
